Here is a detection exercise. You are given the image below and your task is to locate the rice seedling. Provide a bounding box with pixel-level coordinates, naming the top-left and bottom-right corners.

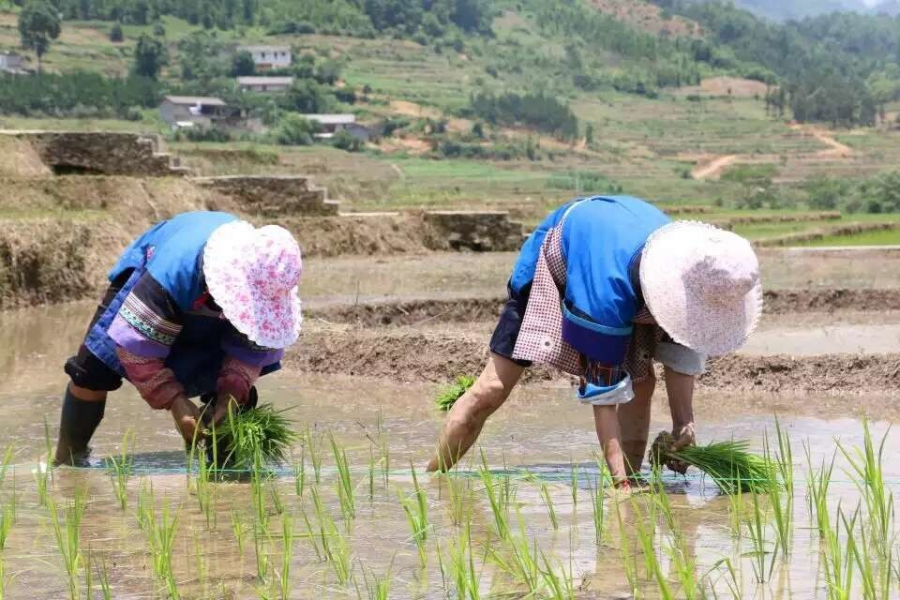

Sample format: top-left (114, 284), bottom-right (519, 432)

top-left (631, 497), bottom-right (673, 598)
top-left (704, 558), bottom-right (743, 600)
top-left (589, 457), bottom-right (610, 545)
top-left (613, 500), bottom-right (639, 597)
top-left (821, 503), bottom-right (855, 600)
top-left (192, 531), bottom-right (209, 597)
top-left (277, 512), bottom-right (294, 600)
top-left (104, 430), bottom-right (134, 511)
top-left (0, 554), bottom-right (10, 600)
top-left (804, 442), bottom-right (835, 539)
top-left (330, 434), bottom-right (356, 521)
top-left (489, 517), bottom-right (542, 596)
top-left (293, 445), bottom-right (306, 498)
top-left (727, 475), bottom-right (745, 539)
top-left (745, 492), bottom-right (779, 583)
top-left (538, 481), bottom-right (559, 530)
top-left (539, 549), bottom-right (576, 600)
top-left (442, 520), bottom-right (482, 600)
top-left (570, 462), bottom-right (578, 509)
top-left (847, 502), bottom-right (892, 600)
top-left (211, 402), bottom-right (298, 471)
top-left (147, 500), bottom-right (180, 599)
top-left (358, 560), bottom-right (392, 600)
top-left (764, 428), bottom-right (793, 556)
top-left (399, 463), bottom-right (429, 566)
top-left (650, 479), bottom-right (702, 599)
top-left (232, 510), bottom-right (247, 557)
top-left (252, 517), bottom-right (270, 584)
top-left (367, 443), bottom-right (376, 501)
top-left (305, 426), bottom-right (323, 485)
top-left (0, 445), bottom-right (13, 491)
top-left (0, 504), bottom-right (12, 551)
top-left (435, 375), bottom-right (476, 412)
top-left (35, 420), bottom-right (53, 507)
top-left (269, 482), bottom-right (285, 516)
top-left (311, 487), bottom-right (353, 584)
top-left (651, 433), bottom-right (775, 495)
top-left (320, 512), bottom-right (353, 584)
top-left (94, 554), bottom-right (112, 600)
top-left (838, 422), bottom-right (895, 563)
top-left (478, 452), bottom-right (511, 540)
top-left (194, 447), bottom-right (216, 529)
top-left (250, 451), bottom-right (269, 530)
top-left (47, 488), bottom-right (87, 600)
top-left (299, 505), bottom-right (322, 561)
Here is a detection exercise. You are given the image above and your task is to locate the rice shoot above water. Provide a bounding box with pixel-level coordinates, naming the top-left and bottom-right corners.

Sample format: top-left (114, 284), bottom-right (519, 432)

top-left (650, 432), bottom-right (776, 495)
top-left (209, 403), bottom-right (298, 471)
top-left (435, 375), bottom-right (476, 412)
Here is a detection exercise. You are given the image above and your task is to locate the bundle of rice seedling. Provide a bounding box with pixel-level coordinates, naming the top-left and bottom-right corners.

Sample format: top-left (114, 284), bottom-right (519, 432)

top-left (435, 375), bottom-right (476, 412)
top-left (209, 403), bottom-right (298, 471)
top-left (650, 432), bottom-right (776, 495)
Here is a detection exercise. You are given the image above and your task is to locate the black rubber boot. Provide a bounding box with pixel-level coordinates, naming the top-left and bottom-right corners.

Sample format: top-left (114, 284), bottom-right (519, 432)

top-left (54, 388), bottom-right (106, 466)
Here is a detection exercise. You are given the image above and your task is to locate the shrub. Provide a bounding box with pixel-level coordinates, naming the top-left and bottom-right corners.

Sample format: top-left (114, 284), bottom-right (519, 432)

top-left (332, 129), bottom-right (363, 152)
top-left (275, 114), bottom-right (319, 146)
top-left (109, 23), bottom-right (124, 42)
top-left (179, 126), bottom-right (232, 143)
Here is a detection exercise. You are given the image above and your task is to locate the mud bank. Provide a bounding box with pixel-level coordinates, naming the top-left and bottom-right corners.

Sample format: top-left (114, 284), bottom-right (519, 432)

top-left (304, 288), bottom-right (900, 327)
top-left (284, 328), bottom-right (900, 394)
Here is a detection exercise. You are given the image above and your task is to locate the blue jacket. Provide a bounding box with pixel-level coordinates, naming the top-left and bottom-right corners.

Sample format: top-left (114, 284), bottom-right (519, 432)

top-left (509, 196), bottom-right (670, 365)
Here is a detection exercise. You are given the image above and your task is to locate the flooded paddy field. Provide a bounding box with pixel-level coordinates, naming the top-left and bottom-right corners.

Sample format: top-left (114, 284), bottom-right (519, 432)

top-left (1, 249), bottom-right (900, 599)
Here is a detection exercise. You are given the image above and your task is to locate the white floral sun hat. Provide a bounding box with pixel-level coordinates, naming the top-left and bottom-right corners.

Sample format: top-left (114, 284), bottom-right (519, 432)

top-left (203, 220), bottom-right (303, 349)
top-left (640, 221), bottom-right (762, 357)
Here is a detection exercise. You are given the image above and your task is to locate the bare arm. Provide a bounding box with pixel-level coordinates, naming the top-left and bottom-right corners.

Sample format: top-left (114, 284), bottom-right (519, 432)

top-left (664, 366), bottom-right (696, 449)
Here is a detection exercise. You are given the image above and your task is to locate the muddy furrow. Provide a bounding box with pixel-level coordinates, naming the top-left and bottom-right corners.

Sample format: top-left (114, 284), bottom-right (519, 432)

top-left (304, 288), bottom-right (900, 327)
top-left (285, 329), bottom-right (900, 394)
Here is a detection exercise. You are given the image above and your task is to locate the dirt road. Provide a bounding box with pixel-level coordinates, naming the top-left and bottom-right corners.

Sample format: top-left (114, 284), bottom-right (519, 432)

top-left (691, 154), bottom-right (738, 180)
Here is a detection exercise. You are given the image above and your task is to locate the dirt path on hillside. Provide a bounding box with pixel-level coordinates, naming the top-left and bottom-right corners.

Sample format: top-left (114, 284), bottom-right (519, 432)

top-left (691, 154), bottom-right (738, 180)
top-left (791, 124), bottom-right (854, 158)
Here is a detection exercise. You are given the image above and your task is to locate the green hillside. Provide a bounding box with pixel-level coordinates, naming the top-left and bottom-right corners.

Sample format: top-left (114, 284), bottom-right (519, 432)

top-left (0, 0), bottom-right (899, 243)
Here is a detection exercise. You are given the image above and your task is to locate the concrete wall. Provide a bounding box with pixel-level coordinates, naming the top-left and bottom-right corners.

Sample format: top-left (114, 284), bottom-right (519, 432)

top-left (191, 175), bottom-right (339, 216)
top-left (0, 131), bottom-right (189, 177)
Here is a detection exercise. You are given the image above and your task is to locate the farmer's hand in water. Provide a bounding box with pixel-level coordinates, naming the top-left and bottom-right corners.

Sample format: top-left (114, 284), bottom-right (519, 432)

top-left (666, 422), bottom-right (696, 475)
top-left (211, 394), bottom-right (241, 427)
top-left (170, 396), bottom-right (203, 445)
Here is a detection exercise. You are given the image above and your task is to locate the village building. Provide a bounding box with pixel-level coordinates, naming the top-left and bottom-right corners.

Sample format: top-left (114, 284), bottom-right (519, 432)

top-left (238, 45), bottom-right (292, 71)
top-left (237, 76), bottom-right (294, 93)
top-left (302, 114), bottom-right (371, 142)
top-left (159, 96), bottom-right (243, 129)
top-left (0, 52), bottom-right (27, 74)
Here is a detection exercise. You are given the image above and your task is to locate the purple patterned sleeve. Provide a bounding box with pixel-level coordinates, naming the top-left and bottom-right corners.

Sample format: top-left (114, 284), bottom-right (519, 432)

top-left (108, 314), bottom-right (171, 358)
top-left (107, 273), bottom-right (183, 360)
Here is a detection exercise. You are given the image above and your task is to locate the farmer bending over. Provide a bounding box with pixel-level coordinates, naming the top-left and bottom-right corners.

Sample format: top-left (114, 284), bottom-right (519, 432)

top-left (55, 211), bottom-right (303, 465)
top-left (428, 196), bottom-right (762, 489)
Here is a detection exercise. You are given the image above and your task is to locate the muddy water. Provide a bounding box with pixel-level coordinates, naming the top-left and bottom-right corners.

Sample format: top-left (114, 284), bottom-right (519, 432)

top-left (1, 365), bottom-right (899, 599)
top-left (2, 299), bottom-right (900, 598)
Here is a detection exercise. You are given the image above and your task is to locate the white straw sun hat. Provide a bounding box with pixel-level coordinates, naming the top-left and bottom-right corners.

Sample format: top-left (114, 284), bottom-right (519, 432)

top-left (203, 220), bottom-right (303, 349)
top-left (640, 221), bottom-right (762, 357)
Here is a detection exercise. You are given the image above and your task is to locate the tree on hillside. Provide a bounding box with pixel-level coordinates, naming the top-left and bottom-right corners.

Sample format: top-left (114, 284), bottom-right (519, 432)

top-left (133, 33), bottom-right (167, 79)
top-left (18, 1), bottom-right (61, 73)
top-left (231, 50), bottom-right (256, 76)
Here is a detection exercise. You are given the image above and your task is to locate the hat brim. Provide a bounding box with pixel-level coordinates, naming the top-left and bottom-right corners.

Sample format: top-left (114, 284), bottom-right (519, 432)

top-left (640, 221), bottom-right (762, 357)
top-left (203, 221), bottom-right (302, 350)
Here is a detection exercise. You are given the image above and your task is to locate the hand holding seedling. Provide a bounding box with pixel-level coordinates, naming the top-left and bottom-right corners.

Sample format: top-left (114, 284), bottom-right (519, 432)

top-left (170, 396), bottom-right (203, 445)
top-left (211, 393), bottom-right (242, 428)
